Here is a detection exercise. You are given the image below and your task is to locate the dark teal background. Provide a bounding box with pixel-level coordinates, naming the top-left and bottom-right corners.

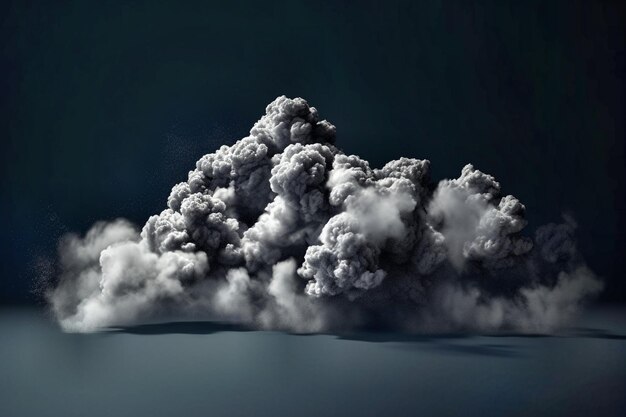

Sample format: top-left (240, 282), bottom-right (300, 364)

top-left (1, 0), bottom-right (624, 303)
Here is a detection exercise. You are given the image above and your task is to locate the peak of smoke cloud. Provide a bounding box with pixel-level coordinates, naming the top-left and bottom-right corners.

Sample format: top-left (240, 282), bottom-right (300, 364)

top-left (46, 96), bottom-right (602, 333)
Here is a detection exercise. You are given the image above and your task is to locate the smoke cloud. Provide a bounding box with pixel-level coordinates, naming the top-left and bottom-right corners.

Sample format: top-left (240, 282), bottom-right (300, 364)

top-left (46, 96), bottom-right (603, 333)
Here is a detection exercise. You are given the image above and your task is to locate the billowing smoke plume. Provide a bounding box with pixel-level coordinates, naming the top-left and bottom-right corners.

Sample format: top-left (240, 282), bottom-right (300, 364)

top-left (46, 96), bottom-right (602, 333)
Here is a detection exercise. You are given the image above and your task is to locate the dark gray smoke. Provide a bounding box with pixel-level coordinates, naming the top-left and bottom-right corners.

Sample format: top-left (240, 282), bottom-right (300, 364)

top-left (47, 96), bottom-right (602, 333)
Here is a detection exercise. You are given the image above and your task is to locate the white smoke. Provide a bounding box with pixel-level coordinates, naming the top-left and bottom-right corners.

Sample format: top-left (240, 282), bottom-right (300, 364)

top-left (46, 96), bottom-right (603, 333)
top-left (427, 266), bottom-right (603, 332)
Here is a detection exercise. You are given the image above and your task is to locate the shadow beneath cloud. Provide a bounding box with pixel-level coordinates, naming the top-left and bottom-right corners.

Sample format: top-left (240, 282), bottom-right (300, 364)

top-left (333, 332), bottom-right (520, 357)
top-left (332, 326), bottom-right (625, 357)
top-left (564, 327), bottom-right (626, 340)
top-left (108, 321), bottom-right (253, 335)
top-left (109, 322), bottom-right (522, 357)
top-left (105, 320), bottom-right (625, 359)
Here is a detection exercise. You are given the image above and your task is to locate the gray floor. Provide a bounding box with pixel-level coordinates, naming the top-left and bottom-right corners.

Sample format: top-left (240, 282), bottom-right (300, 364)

top-left (1, 307), bottom-right (624, 417)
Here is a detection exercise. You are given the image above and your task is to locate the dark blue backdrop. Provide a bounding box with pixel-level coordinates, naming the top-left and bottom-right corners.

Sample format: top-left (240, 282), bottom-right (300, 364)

top-left (1, 0), bottom-right (624, 304)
